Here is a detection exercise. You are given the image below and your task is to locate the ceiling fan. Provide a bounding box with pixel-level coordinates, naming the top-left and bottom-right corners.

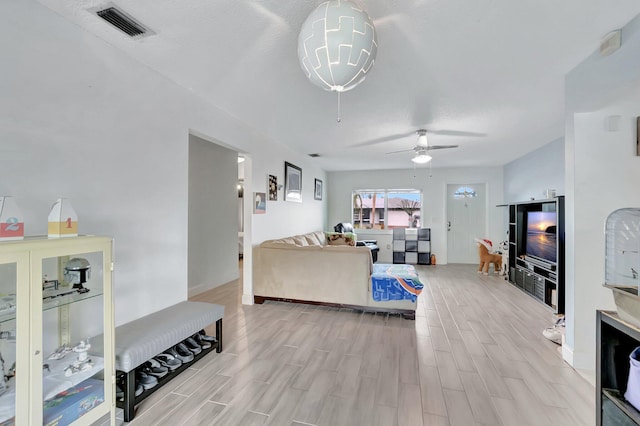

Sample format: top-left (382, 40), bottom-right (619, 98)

top-left (385, 129), bottom-right (459, 163)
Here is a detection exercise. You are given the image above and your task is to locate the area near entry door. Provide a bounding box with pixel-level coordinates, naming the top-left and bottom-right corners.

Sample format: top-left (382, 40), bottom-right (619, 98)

top-left (446, 183), bottom-right (486, 264)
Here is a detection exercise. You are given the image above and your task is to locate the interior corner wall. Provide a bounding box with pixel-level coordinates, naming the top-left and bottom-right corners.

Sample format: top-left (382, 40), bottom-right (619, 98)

top-left (326, 167), bottom-right (504, 264)
top-left (564, 12), bottom-right (640, 376)
top-left (188, 135), bottom-right (239, 296)
top-left (503, 137), bottom-right (565, 203)
top-left (0, 0), bottom-right (326, 324)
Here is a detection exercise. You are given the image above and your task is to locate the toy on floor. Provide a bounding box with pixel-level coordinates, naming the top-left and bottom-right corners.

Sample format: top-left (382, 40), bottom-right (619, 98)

top-left (498, 240), bottom-right (509, 277)
top-left (475, 238), bottom-right (503, 275)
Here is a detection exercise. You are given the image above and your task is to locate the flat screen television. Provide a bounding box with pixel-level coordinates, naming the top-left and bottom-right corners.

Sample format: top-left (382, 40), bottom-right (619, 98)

top-left (526, 211), bottom-right (557, 264)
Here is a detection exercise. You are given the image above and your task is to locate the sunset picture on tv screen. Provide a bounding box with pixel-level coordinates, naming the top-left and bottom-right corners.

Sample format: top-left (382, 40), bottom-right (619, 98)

top-left (527, 211), bottom-right (557, 262)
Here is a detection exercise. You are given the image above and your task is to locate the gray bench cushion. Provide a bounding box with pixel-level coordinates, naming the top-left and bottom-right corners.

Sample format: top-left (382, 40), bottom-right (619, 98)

top-left (92, 301), bottom-right (224, 372)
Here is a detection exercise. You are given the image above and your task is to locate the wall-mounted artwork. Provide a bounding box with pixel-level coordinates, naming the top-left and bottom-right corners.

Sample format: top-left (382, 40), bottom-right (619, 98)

top-left (268, 175), bottom-right (277, 201)
top-left (284, 162), bottom-right (302, 202)
top-left (314, 178), bottom-right (323, 200)
top-left (254, 192), bottom-right (266, 214)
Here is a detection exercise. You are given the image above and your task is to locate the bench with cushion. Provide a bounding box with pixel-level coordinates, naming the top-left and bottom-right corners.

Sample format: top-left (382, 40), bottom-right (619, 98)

top-left (92, 301), bottom-right (224, 421)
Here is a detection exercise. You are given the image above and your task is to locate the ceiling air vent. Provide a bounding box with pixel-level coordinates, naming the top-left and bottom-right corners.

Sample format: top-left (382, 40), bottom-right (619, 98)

top-left (308, 153), bottom-right (321, 158)
top-left (95, 6), bottom-right (153, 39)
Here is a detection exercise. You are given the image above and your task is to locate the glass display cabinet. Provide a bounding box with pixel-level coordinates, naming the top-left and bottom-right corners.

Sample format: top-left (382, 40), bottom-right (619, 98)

top-left (0, 236), bottom-right (114, 425)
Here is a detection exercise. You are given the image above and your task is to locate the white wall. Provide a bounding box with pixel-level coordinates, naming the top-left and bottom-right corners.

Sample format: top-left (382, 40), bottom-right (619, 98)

top-left (564, 13), bottom-right (640, 377)
top-left (503, 137), bottom-right (565, 203)
top-left (250, 153), bottom-right (326, 244)
top-left (188, 135), bottom-right (239, 296)
top-left (327, 167), bottom-right (504, 264)
top-left (0, 0), bottom-right (325, 325)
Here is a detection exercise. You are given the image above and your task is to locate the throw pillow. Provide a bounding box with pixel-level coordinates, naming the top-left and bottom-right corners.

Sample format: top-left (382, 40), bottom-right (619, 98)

top-left (325, 231), bottom-right (357, 246)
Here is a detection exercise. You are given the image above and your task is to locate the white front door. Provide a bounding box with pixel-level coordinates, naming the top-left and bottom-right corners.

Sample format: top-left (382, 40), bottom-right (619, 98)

top-left (446, 183), bottom-right (486, 264)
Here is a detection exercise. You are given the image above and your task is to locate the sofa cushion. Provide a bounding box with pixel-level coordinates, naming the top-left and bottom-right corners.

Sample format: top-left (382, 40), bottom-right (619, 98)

top-left (292, 235), bottom-right (309, 246)
top-left (325, 231), bottom-right (357, 246)
top-left (313, 231), bottom-right (326, 246)
top-left (304, 233), bottom-right (321, 246)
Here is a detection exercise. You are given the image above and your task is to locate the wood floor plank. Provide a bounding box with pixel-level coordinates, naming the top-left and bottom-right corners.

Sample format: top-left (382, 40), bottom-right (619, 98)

top-left (128, 392), bottom-right (187, 426)
top-left (458, 370), bottom-right (502, 425)
top-left (250, 364), bottom-right (301, 415)
top-left (374, 343), bottom-right (400, 407)
top-left (435, 350), bottom-right (464, 391)
top-left (419, 365), bottom-right (448, 417)
top-left (181, 401), bottom-right (226, 426)
top-left (290, 349), bottom-right (330, 390)
top-left (331, 353), bottom-right (362, 399)
top-left (373, 405), bottom-right (398, 426)
top-left (442, 389), bottom-right (475, 426)
top-left (398, 382), bottom-right (424, 426)
top-left (263, 388), bottom-right (304, 426)
top-left (422, 412), bottom-right (450, 426)
top-left (471, 355), bottom-right (513, 399)
top-left (292, 370), bottom-right (338, 424)
top-left (503, 377), bottom-right (554, 425)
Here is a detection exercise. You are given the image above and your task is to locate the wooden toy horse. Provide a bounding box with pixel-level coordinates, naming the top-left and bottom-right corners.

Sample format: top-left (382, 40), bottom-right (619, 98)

top-left (476, 239), bottom-right (502, 275)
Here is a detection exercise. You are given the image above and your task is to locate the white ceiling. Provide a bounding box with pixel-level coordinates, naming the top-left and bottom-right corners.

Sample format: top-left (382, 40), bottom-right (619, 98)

top-left (38, 0), bottom-right (640, 171)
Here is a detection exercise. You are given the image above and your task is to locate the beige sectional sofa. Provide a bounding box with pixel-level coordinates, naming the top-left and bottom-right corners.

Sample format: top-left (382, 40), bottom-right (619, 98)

top-left (252, 231), bottom-right (417, 318)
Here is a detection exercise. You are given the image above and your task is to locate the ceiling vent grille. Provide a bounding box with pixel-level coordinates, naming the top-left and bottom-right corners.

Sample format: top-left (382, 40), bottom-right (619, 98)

top-left (95, 6), bottom-right (153, 38)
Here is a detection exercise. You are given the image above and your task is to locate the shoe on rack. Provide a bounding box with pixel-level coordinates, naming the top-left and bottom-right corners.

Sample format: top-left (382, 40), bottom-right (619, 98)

top-left (191, 333), bottom-right (212, 350)
top-left (196, 331), bottom-right (217, 344)
top-left (144, 360), bottom-right (168, 378)
top-left (119, 372), bottom-right (144, 398)
top-left (168, 343), bottom-right (194, 363)
top-left (155, 353), bottom-right (182, 371)
top-left (183, 337), bottom-right (203, 355)
top-left (136, 370), bottom-right (158, 390)
top-left (116, 384), bottom-right (124, 401)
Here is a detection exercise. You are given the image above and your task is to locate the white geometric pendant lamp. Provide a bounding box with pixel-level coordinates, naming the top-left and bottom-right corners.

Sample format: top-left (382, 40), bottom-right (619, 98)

top-left (298, 0), bottom-right (377, 121)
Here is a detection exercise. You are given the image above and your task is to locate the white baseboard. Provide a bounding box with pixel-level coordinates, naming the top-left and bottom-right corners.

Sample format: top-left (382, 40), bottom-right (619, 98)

top-left (562, 344), bottom-right (574, 366)
top-left (242, 294), bottom-right (254, 305)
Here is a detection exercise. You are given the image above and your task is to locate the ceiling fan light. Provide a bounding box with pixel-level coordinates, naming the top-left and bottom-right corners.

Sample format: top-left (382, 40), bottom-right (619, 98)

top-left (411, 153), bottom-right (432, 164)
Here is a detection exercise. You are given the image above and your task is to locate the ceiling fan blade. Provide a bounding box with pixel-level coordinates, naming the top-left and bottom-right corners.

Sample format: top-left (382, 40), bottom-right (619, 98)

top-left (385, 148), bottom-right (416, 154)
top-left (348, 131), bottom-right (415, 149)
top-left (425, 145), bottom-right (459, 150)
top-left (429, 130), bottom-right (486, 137)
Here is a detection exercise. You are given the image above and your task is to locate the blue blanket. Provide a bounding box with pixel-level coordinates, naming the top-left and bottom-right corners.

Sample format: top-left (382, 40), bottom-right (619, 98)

top-left (371, 264), bottom-right (424, 302)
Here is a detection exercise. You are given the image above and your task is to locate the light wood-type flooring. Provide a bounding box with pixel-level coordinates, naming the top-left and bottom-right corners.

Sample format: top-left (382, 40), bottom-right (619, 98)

top-left (111, 264), bottom-right (594, 425)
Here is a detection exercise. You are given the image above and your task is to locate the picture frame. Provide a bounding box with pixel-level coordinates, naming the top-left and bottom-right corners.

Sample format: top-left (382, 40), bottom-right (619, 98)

top-left (284, 162), bottom-right (302, 202)
top-left (253, 192), bottom-right (266, 214)
top-left (314, 178), bottom-right (323, 200)
top-left (268, 175), bottom-right (278, 201)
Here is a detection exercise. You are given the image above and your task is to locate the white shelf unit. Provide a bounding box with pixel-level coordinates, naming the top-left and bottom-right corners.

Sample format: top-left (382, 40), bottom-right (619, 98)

top-left (392, 228), bottom-right (431, 265)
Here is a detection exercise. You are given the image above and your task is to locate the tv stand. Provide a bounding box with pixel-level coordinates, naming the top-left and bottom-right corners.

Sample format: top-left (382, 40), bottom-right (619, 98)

top-left (507, 196), bottom-right (565, 314)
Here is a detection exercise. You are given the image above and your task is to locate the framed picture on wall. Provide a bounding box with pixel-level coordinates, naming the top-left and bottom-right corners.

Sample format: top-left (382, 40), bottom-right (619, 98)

top-left (268, 175), bottom-right (278, 201)
top-left (284, 162), bottom-right (302, 202)
top-left (253, 192), bottom-right (266, 214)
top-left (314, 178), bottom-right (323, 200)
